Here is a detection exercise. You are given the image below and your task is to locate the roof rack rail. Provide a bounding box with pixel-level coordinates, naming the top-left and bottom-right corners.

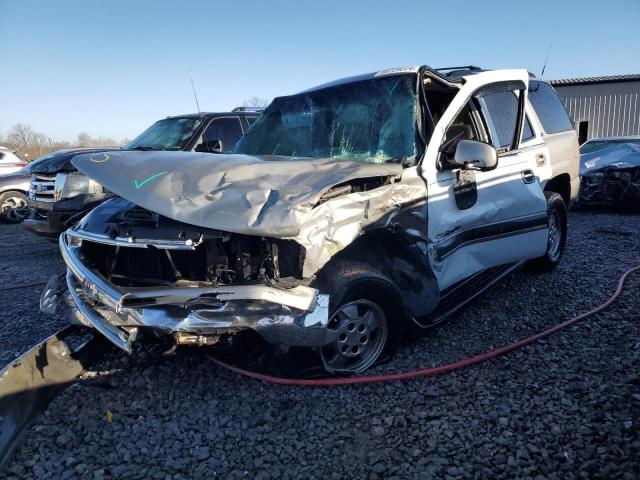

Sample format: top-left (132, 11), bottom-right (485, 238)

top-left (232, 107), bottom-right (266, 112)
top-left (435, 65), bottom-right (483, 72)
top-left (435, 66), bottom-right (485, 78)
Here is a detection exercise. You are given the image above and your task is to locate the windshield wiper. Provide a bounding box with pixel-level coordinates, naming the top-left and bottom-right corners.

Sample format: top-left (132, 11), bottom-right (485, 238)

top-left (129, 146), bottom-right (156, 151)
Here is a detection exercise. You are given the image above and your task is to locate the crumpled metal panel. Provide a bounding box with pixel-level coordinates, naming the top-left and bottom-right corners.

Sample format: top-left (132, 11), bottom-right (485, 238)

top-left (71, 151), bottom-right (403, 238)
top-left (580, 141), bottom-right (640, 175)
top-left (294, 169), bottom-right (427, 276)
top-left (579, 142), bottom-right (640, 206)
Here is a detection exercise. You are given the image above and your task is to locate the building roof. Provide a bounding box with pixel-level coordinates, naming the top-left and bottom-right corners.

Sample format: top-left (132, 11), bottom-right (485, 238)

top-left (550, 74), bottom-right (640, 87)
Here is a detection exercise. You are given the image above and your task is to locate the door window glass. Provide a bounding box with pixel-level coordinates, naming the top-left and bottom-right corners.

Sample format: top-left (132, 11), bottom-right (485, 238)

top-left (203, 118), bottom-right (244, 153)
top-left (443, 106), bottom-right (478, 145)
top-left (482, 91), bottom-right (520, 149)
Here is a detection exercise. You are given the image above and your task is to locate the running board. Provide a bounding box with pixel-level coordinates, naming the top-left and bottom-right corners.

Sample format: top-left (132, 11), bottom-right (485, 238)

top-left (413, 261), bottom-right (525, 330)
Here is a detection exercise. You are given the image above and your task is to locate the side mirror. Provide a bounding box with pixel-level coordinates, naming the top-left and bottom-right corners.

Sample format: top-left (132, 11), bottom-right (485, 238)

top-left (202, 139), bottom-right (223, 153)
top-left (452, 140), bottom-right (498, 171)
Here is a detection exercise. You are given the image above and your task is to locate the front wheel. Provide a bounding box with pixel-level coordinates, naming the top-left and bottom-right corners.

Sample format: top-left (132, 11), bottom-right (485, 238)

top-left (0, 191), bottom-right (28, 224)
top-left (322, 299), bottom-right (389, 373)
top-left (315, 261), bottom-right (406, 374)
top-left (528, 191), bottom-right (567, 272)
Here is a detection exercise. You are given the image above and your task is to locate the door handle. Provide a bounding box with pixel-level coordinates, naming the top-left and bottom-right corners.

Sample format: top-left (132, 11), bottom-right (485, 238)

top-left (535, 153), bottom-right (546, 167)
top-left (522, 169), bottom-right (535, 184)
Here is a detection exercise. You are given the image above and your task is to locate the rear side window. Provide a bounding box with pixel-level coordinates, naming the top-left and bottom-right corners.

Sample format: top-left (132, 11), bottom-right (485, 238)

top-left (528, 81), bottom-right (573, 134)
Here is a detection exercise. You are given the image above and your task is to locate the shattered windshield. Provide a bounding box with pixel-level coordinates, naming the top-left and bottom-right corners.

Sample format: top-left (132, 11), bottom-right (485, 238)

top-left (125, 117), bottom-right (203, 151)
top-left (235, 75), bottom-right (417, 163)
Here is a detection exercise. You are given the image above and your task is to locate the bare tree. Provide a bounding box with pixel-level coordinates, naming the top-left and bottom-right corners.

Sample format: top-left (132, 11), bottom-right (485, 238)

top-left (76, 132), bottom-right (119, 148)
top-left (76, 132), bottom-right (92, 147)
top-left (3, 123), bottom-right (123, 160)
top-left (6, 123), bottom-right (50, 159)
top-left (241, 97), bottom-right (270, 108)
top-left (7, 123), bottom-right (35, 151)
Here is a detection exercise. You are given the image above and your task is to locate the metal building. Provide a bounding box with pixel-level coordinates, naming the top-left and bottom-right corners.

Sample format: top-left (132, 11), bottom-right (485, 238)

top-left (549, 74), bottom-right (640, 144)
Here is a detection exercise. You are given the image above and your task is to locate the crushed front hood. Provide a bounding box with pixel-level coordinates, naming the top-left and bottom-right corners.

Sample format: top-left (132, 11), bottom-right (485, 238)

top-left (71, 151), bottom-right (402, 237)
top-left (580, 142), bottom-right (640, 175)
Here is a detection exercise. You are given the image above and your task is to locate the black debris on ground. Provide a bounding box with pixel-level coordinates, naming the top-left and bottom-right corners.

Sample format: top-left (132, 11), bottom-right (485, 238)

top-left (1, 211), bottom-right (640, 479)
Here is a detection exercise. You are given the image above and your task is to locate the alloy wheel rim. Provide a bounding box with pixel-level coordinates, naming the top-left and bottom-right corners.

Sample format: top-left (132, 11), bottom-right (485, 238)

top-left (1, 196), bottom-right (28, 222)
top-left (321, 299), bottom-right (388, 373)
top-left (547, 210), bottom-right (561, 260)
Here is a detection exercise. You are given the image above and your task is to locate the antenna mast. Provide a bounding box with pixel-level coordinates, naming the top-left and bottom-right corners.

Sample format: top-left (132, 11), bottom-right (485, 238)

top-left (189, 70), bottom-right (201, 115)
top-left (540, 43), bottom-right (553, 79)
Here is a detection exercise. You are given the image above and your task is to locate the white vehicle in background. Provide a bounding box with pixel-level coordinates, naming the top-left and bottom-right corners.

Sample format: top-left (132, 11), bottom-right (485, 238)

top-left (0, 147), bottom-right (28, 176)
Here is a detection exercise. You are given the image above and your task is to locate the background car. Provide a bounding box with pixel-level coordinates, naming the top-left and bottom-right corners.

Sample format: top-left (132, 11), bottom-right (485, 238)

top-left (0, 166), bottom-right (31, 223)
top-left (0, 146), bottom-right (28, 175)
top-left (578, 136), bottom-right (640, 208)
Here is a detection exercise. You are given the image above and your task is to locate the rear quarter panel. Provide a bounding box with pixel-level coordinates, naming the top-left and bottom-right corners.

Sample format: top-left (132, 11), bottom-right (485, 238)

top-left (543, 129), bottom-right (580, 201)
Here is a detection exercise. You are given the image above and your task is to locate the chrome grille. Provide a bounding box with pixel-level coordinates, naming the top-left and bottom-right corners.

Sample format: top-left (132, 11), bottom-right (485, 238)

top-left (30, 173), bottom-right (58, 202)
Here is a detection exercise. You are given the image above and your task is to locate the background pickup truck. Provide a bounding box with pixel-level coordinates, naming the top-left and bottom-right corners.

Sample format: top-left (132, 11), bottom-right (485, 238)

top-left (23, 109), bottom-right (262, 239)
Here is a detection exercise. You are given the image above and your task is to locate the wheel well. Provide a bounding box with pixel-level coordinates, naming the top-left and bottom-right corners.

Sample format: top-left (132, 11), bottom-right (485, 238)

top-left (317, 229), bottom-right (440, 318)
top-left (0, 189), bottom-right (27, 194)
top-left (544, 174), bottom-right (571, 206)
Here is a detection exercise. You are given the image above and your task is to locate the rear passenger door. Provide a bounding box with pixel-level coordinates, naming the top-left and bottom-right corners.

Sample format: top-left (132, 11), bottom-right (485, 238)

top-left (426, 75), bottom-right (549, 290)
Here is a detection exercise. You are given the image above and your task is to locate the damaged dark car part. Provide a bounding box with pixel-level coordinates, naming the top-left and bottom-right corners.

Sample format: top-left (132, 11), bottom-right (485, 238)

top-left (0, 327), bottom-right (111, 469)
top-left (577, 137), bottom-right (640, 209)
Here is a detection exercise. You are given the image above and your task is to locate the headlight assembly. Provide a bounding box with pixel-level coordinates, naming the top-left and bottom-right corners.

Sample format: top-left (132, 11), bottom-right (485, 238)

top-left (54, 173), bottom-right (104, 201)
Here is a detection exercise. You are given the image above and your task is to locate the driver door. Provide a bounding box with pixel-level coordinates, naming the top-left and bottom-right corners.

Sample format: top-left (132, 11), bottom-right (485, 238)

top-left (425, 74), bottom-right (549, 290)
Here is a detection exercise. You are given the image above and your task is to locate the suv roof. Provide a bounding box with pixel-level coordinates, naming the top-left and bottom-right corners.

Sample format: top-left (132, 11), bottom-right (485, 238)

top-left (300, 65), bottom-right (511, 94)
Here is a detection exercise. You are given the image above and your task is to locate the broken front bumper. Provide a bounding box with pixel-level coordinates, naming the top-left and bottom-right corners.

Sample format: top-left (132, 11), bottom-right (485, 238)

top-left (578, 167), bottom-right (640, 207)
top-left (47, 232), bottom-right (331, 352)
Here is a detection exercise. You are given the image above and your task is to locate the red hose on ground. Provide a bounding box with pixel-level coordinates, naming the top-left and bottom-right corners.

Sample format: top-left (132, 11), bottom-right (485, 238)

top-left (208, 265), bottom-right (640, 386)
top-left (0, 281), bottom-right (48, 292)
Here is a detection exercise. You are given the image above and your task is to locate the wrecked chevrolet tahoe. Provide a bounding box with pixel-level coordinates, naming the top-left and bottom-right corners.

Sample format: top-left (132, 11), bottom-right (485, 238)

top-left (42, 66), bottom-right (579, 373)
top-left (24, 110), bottom-right (261, 239)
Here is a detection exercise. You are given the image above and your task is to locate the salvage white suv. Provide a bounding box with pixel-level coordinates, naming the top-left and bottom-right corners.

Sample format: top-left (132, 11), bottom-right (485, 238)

top-left (43, 65), bottom-right (579, 373)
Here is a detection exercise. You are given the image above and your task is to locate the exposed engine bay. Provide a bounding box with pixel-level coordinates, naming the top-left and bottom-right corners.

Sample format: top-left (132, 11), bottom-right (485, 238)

top-left (578, 140), bottom-right (640, 208)
top-left (77, 198), bottom-right (305, 288)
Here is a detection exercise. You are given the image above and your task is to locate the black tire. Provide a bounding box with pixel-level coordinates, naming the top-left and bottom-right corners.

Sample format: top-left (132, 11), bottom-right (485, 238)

top-left (313, 260), bottom-right (407, 373)
top-left (0, 191), bottom-right (28, 224)
top-left (528, 191), bottom-right (567, 272)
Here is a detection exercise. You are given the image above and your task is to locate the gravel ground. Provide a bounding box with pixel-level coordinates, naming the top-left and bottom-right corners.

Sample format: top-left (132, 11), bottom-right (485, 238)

top-left (2, 211), bottom-right (640, 479)
top-left (0, 224), bottom-right (65, 365)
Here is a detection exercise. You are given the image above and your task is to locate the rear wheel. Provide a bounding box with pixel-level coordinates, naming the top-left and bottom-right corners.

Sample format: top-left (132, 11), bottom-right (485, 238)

top-left (315, 261), bottom-right (406, 373)
top-left (528, 191), bottom-right (567, 272)
top-left (0, 191), bottom-right (28, 224)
